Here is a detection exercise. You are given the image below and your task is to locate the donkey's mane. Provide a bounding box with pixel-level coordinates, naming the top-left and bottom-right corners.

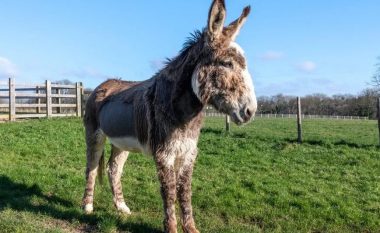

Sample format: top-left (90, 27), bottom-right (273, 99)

top-left (165, 30), bottom-right (204, 65)
top-left (159, 30), bottom-right (205, 76)
top-left (146, 30), bottom-right (205, 129)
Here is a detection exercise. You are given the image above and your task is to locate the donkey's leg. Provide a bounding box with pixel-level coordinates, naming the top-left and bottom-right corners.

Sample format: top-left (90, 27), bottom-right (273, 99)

top-left (82, 129), bottom-right (106, 214)
top-left (107, 145), bottom-right (131, 214)
top-left (177, 150), bottom-right (199, 233)
top-left (156, 153), bottom-right (178, 233)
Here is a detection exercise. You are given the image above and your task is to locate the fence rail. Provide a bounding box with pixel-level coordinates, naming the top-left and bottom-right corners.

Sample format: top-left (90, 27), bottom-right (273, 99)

top-left (0, 78), bottom-right (83, 121)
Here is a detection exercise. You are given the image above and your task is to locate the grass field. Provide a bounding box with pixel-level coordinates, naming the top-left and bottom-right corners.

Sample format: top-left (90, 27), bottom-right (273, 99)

top-left (0, 117), bottom-right (379, 233)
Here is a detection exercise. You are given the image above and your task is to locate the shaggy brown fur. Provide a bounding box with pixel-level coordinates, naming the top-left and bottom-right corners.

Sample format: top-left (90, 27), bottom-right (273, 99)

top-left (82, 1), bottom-right (257, 232)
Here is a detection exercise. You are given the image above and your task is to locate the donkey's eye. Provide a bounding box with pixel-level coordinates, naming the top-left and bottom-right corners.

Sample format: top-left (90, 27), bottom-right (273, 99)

top-left (220, 61), bottom-right (234, 69)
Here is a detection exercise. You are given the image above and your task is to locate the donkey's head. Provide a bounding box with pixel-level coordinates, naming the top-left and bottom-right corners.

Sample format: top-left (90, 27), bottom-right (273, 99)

top-left (192, 0), bottom-right (257, 125)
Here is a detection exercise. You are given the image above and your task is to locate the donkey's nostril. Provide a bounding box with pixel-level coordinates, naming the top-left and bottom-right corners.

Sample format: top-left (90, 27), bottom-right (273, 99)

top-left (245, 107), bottom-right (253, 118)
top-left (239, 106), bottom-right (255, 123)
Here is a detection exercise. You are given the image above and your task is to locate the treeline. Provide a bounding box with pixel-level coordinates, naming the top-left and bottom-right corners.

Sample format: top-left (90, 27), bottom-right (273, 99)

top-left (258, 88), bottom-right (379, 119)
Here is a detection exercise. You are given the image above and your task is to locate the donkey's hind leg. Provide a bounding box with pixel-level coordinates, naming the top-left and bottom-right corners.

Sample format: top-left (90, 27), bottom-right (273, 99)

top-left (107, 145), bottom-right (131, 214)
top-left (82, 129), bottom-right (106, 214)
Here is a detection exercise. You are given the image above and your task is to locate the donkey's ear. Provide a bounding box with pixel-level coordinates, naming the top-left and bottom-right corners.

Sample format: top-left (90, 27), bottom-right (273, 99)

top-left (224, 6), bottom-right (251, 41)
top-left (208, 0), bottom-right (226, 40)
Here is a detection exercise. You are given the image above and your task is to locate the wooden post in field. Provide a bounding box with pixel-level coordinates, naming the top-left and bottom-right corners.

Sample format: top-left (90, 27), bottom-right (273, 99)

top-left (225, 115), bottom-right (230, 132)
top-left (76, 82), bottom-right (82, 117)
top-left (378, 98), bottom-right (380, 146)
top-left (8, 78), bottom-right (15, 121)
top-left (297, 97), bottom-right (302, 143)
top-left (36, 86), bottom-right (41, 113)
top-left (80, 82), bottom-right (85, 117)
top-left (46, 80), bottom-right (52, 118)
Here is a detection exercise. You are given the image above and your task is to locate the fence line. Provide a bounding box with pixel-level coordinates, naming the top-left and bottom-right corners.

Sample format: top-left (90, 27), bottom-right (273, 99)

top-left (0, 78), bottom-right (83, 121)
top-left (204, 111), bottom-right (369, 120)
top-left (205, 97), bottom-right (378, 145)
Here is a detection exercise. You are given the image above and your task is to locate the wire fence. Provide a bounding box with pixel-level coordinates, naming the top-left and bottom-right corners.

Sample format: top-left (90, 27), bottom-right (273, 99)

top-left (204, 108), bottom-right (369, 120)
top-left (204, 98), bottom-right (379, 146)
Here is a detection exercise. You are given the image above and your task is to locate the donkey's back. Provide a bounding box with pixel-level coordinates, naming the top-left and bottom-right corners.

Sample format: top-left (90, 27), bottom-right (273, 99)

top-left (85, 79), bottom-right (138, 123)
top-left (85, 79), bottom-right (147, 126)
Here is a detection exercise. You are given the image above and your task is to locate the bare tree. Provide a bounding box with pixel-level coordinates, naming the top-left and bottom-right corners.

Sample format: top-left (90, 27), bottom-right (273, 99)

top-left (52, 79), bottom-right (77, 113)
top-left (370, 56), bottom-right (380, 88)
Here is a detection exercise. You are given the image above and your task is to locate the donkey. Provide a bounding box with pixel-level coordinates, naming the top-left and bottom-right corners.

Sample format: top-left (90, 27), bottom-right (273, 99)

top-left (82, 0), bottom-right (257, 232)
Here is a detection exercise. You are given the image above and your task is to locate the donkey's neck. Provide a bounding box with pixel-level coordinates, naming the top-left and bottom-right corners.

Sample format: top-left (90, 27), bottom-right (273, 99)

top-left (155, 32), bottom-right (205, 126)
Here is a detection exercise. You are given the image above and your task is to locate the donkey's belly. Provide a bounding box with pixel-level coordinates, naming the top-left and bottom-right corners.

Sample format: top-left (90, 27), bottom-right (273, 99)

top-left (99, 101), bottom-right (136, 137)
top-left (108, 136), bottom-right (148, 154)
top-left (99, 101), bottom-right (149, 154)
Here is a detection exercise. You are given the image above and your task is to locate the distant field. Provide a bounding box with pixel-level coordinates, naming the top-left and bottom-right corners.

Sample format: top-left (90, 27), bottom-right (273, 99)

top-left (0, 117), bottom-right (379, 233)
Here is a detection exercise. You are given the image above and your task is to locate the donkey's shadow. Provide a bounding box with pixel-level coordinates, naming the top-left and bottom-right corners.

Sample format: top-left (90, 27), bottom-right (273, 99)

top-left (0, 175), bottom-right (162, 233)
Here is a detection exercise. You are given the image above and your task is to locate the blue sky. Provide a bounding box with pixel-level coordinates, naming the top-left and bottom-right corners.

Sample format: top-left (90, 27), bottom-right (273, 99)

top-left (0, 0), bottom-right (379, 96)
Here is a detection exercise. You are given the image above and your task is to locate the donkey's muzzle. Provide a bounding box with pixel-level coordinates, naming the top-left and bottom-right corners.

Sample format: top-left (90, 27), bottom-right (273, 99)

top-left (239, 105), bottom-right (255, 123)
top-left (243, 106), bottom-right (254, 121)
top-left (231, 105), bottom-right (256, 125)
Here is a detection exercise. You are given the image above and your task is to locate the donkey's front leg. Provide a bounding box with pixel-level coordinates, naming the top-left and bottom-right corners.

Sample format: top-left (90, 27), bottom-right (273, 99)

top-left (177, 151), bottom-right (199, 233)
top-left (156, 155), bottom-right (178, 233)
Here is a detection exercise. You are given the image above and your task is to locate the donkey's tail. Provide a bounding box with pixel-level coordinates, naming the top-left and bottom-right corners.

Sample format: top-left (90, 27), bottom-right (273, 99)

top-left (97, 149), bottom-right (105, 185)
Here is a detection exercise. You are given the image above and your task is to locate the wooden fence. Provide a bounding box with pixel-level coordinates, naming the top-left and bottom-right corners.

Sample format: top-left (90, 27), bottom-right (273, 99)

top-left (0, 78), bottom-right (83, 121)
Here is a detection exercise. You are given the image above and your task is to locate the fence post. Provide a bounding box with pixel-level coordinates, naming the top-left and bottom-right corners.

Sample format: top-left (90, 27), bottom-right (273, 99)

top-left (80, 82), bottom-right (85, 117)
top-left (297, 97), bottom-right (302, 143)
top-left (225, 115), bottom-right (230, 132)
top-left (76, 82), bottom-right (82, 117)
top-left (36, 86), bottom-right (41, 114)
top-left (8, 78), bottom-right (15, 121)
top-left (378, 98), bottom-right (380, 146)
top-left (46, 80), bottom-right (52, 118)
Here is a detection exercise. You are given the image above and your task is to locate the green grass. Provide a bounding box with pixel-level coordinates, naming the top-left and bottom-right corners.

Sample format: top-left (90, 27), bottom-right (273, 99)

top-left (0, 117), bottom-right (379, 233)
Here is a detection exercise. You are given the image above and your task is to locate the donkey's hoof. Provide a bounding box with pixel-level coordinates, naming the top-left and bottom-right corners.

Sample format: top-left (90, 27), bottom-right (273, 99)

top-left (116, 202), bottom-right (131, 215)
top-left (182, 225), bottom-right (200, 233)
top-left (83, 203), bottom-right (94, 214)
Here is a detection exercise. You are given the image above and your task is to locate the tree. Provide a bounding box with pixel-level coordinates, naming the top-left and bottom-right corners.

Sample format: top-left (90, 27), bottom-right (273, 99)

top-left (54, 79), bottom-right (77, 95)
top-left (370, 56), bottom-right (380, 88)
top-left (51, 79), bottom-right (77, 113)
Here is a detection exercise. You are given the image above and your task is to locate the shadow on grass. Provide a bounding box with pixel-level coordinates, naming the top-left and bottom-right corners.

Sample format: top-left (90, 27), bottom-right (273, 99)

top-left (284, 138), bottom-right (377, 149)
top-left (0, 175), bottom-right (162, 233)
top-left (201, 127), bottom-right (250, 139)
top-left (200, 127), bottom-right (224, 135)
